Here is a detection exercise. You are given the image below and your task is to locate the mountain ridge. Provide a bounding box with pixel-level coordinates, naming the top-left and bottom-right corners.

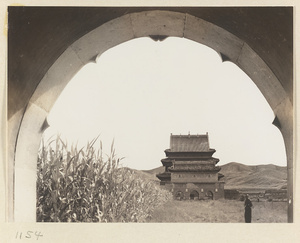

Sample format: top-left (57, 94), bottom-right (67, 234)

top-left (136, 162), bottom-right (287, 190)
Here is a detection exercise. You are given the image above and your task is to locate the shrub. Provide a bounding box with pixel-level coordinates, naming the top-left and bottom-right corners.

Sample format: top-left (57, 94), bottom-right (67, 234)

top-left (36, 136), bottom-right (171, 222)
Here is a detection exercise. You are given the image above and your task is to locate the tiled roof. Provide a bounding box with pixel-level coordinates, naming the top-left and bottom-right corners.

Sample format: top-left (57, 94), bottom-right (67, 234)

top-left (170, 134), bottom-right (210, 152)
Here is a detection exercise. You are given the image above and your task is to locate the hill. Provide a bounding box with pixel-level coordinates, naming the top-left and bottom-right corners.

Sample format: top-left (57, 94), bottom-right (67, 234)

top-left (219, 162), bottom-right (287, 190)
top-left (120, 167), bottom-right (160, 183)
top-left (137, 162), bottom-right (287, 190)
top-left (142, 166), bottom-right (164, 175)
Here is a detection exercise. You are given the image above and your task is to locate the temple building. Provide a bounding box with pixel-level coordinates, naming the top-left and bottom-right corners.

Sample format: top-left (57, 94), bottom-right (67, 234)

top-left (157, 133), bottom-right (225, 200)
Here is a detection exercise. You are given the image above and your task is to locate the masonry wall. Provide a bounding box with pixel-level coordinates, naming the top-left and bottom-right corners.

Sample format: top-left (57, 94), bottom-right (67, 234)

top-left (161, 182), bottom-right (224, 200)
top-left (171, 172), bottom-right (218, 183)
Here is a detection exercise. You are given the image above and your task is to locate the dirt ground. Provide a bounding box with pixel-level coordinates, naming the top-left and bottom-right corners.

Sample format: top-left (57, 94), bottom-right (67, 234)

top-left (148, 199), bottom-right (287, 223)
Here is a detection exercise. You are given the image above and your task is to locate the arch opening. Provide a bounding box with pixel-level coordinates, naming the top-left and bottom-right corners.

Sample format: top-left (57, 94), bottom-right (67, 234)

top-left (205, 191), bottom-right (214, 200)
top-left (190, 190), bottom-right (199, 200)
top-left (12, 10), bottom-right (293, 222)
top-left (42, 36), bottom-right (286, 171)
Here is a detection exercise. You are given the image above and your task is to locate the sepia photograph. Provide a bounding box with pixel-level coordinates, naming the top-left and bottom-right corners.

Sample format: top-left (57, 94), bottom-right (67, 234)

top-left (1, 1), bottom-right (299, 242)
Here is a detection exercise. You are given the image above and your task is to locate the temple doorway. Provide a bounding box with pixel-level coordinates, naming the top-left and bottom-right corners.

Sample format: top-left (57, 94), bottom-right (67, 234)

top-left (205, 191), bottom-right (214, 200)
top-left (190, 190), bottom-right (199, 200)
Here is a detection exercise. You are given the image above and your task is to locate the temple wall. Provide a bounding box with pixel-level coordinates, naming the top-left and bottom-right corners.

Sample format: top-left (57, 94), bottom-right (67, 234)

top-left (166, 152), bottom-right (214, 159)
top-left (171, 172), bottom-right (218, 183)
top-left (171, 182), bottom-right (224, 200)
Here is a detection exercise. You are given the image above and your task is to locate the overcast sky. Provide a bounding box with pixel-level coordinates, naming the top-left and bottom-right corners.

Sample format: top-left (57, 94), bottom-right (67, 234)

top-left (43, 37), bottom-right (286, 170)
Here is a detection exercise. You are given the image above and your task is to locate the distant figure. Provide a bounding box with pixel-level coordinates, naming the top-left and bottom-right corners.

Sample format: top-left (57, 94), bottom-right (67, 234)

top-left (244, 194), bottom-right (253, 223)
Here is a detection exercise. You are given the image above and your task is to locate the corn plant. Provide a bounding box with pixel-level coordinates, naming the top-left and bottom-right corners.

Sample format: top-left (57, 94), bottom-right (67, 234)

top-left (36, 136), bottom-right (171, 222)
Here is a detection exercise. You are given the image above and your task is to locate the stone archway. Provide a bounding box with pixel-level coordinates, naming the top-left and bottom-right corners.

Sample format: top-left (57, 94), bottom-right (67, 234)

top-left (205, 191), bottom-right (214, 200)
top-left (12, 10), bottom-right (293, 222)
top-left (190, 190), bottom-right (199, 200)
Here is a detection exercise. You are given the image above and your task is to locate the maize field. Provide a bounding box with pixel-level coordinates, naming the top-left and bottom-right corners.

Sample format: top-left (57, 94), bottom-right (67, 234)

top-left (36, 136), bottom-right (171, 222)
